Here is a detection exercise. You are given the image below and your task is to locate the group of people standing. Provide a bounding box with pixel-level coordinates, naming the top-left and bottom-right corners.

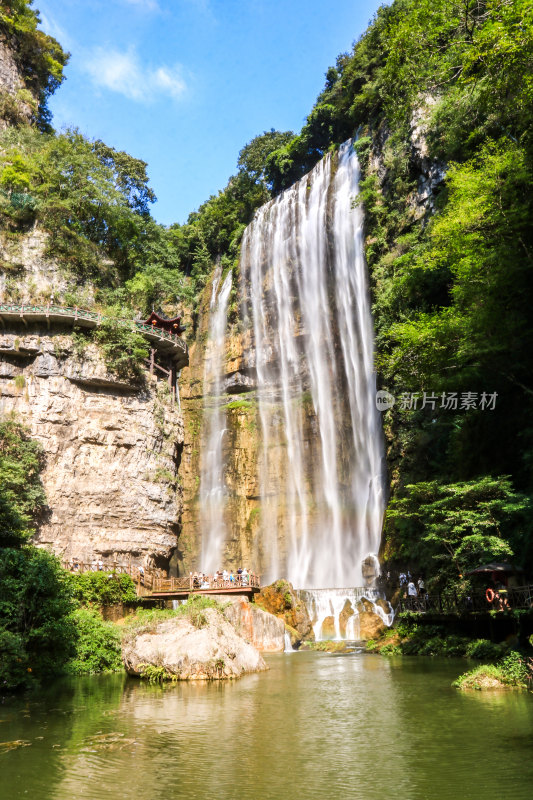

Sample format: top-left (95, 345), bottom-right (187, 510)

top-left (191, 567), bottom-right (251, 589)
top-left (399, 571), bottom-right (426, 599)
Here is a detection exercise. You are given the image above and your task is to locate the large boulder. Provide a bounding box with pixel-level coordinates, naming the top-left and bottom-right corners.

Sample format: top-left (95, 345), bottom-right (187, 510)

top-left (320, 615), bottom-right (337, 640)
top-left (254, 579), bottom-right (313, 640)
top-left (339, 599), bottom-right (355, 638)
top-left (223, 597), bottom-right (285, 652)
top-left (122, 607), bottom-right (267, 680)
top-left (355, 597), bottom-right (387, 639)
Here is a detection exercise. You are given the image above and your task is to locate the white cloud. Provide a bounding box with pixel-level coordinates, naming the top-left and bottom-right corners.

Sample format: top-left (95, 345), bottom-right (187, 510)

top-left (38, 9), bottom-right (73, 50)
top-left (152, 67), bottom-right (187, 100)
top-left (84, 48), bottom-right (187, 103)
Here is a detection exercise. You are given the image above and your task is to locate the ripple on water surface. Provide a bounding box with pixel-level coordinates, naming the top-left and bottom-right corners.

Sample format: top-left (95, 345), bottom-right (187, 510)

top-left (1, 653), bottom-right (533, 800)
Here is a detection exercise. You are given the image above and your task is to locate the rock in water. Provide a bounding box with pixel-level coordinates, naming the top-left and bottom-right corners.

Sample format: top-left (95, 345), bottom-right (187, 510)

top-left (223, 597), bottom-right (286, 652)
top-left (254, 579), bottom-right (313, 640)
top-left (122, 607), bottom-right (267, 680)
top-left (339, 599), bottom-right (355, 638)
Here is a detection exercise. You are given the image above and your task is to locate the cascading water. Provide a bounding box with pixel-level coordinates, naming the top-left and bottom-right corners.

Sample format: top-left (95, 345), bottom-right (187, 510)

top-left (240, 140), bottom-right (385, 592)
top-left (200, 269), bottom-right (232, 573)
top-left (298, 588), bottom-right (394, 642)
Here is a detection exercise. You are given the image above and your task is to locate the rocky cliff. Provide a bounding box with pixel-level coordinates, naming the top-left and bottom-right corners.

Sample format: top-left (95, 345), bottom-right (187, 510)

top-left (0, 328), bottom-right (184, 567)
top-left (0, 226), bottom-right (185, 568)
top-left (0, 33), bottom-right (36, 127)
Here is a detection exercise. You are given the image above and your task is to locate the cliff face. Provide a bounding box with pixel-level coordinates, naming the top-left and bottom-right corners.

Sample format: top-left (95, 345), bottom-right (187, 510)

top-left (0, 223), bottom-right (185, 568)
top-left (0, 329), bottom-right (183, 566)
top-left (177, 272), bottom-right (331, 580)
top-left (178, 276), bottom-right (260, 575)
top-left (0, 34), bottom-right (35, 127)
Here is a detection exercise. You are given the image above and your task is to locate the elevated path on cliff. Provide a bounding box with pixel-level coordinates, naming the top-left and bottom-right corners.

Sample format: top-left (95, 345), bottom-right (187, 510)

top-left (0, 303), bottom-right (189, 369)
top-left (62, 560), bottom-right (261, 601)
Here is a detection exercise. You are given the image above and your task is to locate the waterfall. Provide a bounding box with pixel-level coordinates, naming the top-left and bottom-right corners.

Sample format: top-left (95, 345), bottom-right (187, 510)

top-left (240, 140), bottom-right (385, 588)
top-left (200, 269), bottom-right (232, 573)
top-left (298, 588), bottom-right (394, 642)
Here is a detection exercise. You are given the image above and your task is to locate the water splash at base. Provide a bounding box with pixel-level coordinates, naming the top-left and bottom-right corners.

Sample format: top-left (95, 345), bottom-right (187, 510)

top-left (298, 588), bottom-right (394, 641)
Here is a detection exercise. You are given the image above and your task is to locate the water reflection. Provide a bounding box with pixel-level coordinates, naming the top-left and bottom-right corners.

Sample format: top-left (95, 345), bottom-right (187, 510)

top-left (1, 655), bottom-right (532, 800)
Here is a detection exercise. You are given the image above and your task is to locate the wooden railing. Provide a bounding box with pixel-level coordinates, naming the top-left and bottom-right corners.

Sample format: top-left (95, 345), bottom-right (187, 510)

top-left (152, 573), bottom-right (261, 593)
top-left (62, 560), bottom-right (260, 596)
top-left (0, 303), bottom-right (187, 358)
top-left (398, 585), bottom-right (533, 614)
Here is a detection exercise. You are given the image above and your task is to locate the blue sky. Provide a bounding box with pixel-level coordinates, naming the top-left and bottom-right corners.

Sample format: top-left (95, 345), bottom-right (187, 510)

top-left (36, 0), bottom-right (385, 225)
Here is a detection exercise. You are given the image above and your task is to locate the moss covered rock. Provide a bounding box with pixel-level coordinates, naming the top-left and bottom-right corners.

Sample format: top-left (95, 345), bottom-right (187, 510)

top-left (254, 579), bottom-right (313, 640)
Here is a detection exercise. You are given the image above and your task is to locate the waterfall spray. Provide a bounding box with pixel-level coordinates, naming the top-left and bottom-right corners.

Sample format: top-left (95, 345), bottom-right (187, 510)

top-left (240, 140), bottom-right (385, 589)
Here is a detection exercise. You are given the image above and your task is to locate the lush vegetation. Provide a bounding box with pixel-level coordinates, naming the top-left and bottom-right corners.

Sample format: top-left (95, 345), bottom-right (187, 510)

top-left (366, 614), bottom-right (510, 659)
top-left (70, 571), bottom-right (139, 607)
top-left (65, 607), bottom-right (123, 676)
top-left (0, 415), bottom-right (46, 546)
top-left (0, 123), bottom-right (289, 323)
top-left (0, 546), bottom-right (76, 690)
top-left (453, 650), bottom-right (532, 690)
top-left (0, 0), bottom-right (68, 130)
top-left (259, 0), bottom-right (533, 590)
top-left (122, 594), bottom-right (226, 637)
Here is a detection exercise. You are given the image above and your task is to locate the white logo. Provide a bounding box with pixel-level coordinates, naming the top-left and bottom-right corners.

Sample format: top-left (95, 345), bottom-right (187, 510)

top-left (376, 390), bottom-right (395, 411)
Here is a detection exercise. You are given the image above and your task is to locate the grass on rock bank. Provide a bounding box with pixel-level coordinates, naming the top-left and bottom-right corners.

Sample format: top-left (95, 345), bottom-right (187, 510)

top-left (365, 612), bottom-right (533, 691)
top-left (454, 651), bottom-right (532, 691)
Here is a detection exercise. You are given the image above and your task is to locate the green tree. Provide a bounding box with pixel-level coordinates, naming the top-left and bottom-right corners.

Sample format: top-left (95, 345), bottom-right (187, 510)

top-left (93, 312), bottom-right (149, 381)
top-left (0, 415), bottom-right (46, 546)
top-left (386, 477), bottom-right (531, 587)
top-left (237, 129), bottom-right (294, 186)
top-left (0, 0), bottom-right (69, 130)
top-left (0, 547), bottom-right (76, 690)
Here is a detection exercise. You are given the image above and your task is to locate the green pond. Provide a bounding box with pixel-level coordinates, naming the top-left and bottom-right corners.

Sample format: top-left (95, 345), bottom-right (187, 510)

top-left (1, 652), bottom-right (532, 800)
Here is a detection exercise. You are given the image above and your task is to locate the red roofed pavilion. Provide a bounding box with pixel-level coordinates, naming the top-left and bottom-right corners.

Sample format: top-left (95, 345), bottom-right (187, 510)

top-left (143, 311), bottom-right (186, 336)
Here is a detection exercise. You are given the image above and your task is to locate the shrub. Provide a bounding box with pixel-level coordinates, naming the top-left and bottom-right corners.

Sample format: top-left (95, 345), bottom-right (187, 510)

top-left (0, 548), bottom-right (76, 691)
top-left (138, 664), bottom-right (176, 683)
top-left (94, 314), bottom-right (148, 381)
top-left (65, 608), bottom-right (122, 675)
top-left (465, 639), bottom-right (507, 662)
top-left (69, 571), bottom-right (138, 607)
top-left (453, 650), bottom-right (531, 690)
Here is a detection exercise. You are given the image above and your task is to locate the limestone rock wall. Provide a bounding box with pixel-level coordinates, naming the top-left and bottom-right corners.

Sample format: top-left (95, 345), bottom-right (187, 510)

top-left (223, 597), bottom-right (286, 652)
top-left (0, 34), bottom-right (35, 127)
top-left (178, 275), bottom-right (264, 576)
top-left (0, 329), bottom-right (184, 567)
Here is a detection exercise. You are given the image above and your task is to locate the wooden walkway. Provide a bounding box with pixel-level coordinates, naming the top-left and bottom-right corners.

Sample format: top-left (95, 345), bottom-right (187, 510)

top-left (0, 303), bottom-right (188, 369)
top-left (63, 560), bottom-right (261, 600)
top-left (399, 585), bottom-right (533, 614)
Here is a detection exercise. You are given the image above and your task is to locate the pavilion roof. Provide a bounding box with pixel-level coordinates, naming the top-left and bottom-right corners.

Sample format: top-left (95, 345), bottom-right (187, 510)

top-left (143, 310), bottom-right (186, 334)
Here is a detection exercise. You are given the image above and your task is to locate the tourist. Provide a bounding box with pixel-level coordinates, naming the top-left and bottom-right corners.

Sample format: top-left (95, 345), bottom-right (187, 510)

top-left (98, 559), bottom-right (104, 571)
top-left (242, 567), bottom-right (249, 586)
top-left (223, 569), bottom-right (229, 582)
top-left (229, 572), bottom-right (235, 583)
top-left (399, 572), bottom-right (407, 587)
top-left (139, 565), bottom-right (145, 586)
top-left (417, 577), bottom-right (425, 595)
top-left (407, 581), bottom-right (417, 598)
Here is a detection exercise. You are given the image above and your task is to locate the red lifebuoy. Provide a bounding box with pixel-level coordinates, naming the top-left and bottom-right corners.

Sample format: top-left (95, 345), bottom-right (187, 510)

top-left (486, 588), bottom-right (495, 603)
